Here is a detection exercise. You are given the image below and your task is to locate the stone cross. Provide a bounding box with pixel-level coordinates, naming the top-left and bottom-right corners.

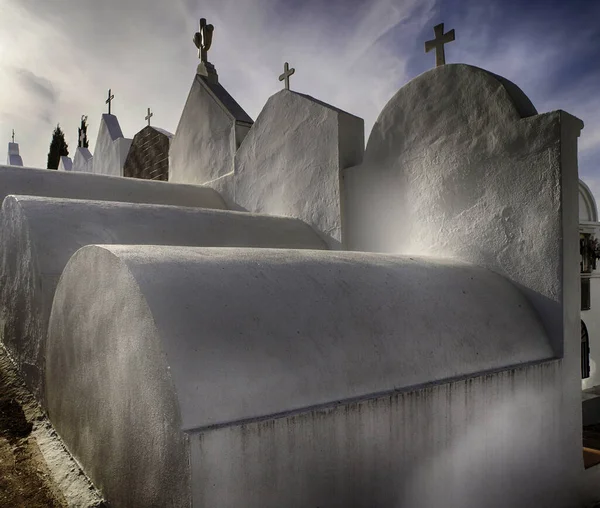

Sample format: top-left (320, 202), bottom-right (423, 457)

top-left (193, 18), bottom-right (214, 63)
top-left (11, 129), bottom-right (14, 143)
top-left (106, 89), bottom-right (115, 114)
top-left (425, 23), bottom-right (455, 67)
top-left (145, 108), bottom-right (153, 126)
top-left (279, 62), bottom-right (295, 90)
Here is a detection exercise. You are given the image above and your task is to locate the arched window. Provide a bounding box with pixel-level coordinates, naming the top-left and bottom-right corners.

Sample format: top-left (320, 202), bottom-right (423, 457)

top-left (582, 320), bottom-right (591, 379)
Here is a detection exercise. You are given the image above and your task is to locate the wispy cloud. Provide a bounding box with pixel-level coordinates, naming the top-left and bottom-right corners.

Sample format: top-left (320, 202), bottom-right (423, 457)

top-left (0, 0), bottom-right (435, 167)
top-left (1, 0), bottom-right (599, 186)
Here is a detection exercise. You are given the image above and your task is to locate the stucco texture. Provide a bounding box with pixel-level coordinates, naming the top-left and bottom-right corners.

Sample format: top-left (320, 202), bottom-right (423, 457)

top-left (91, 114), bottom-right (132, 177)
top-left (0, 163), bottom-right (226, 209)
top-left (234, 90), bottom-right (364, 248)
top-left (169, 75), bottom-right (252, 185)
top-left (343, 64), bottom-right (582, 356)
top-left (46, 245), bottom-right (555, 507)
top-left (0, 196), bottom-right (325, 402)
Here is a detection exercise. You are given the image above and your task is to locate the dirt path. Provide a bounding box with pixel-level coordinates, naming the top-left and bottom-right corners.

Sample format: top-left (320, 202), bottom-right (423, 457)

top-left (0, 345), bottom-right (105, 507)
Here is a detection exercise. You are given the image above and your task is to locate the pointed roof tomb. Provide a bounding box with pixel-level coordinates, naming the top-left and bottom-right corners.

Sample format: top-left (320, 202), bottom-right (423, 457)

top-left (58, 156), bottom-right (73, 171)
top-left (72, 146), bottom-right (93, 173)
top-left (170, 37), bottom-right (365, 248)
top-left (169, 18), bottom-right (254, 186)
top-left (124, 109), bottom-right (173, 181)
top-left (92, 90), bottom-right (133, 176)
top-left (7, 131), bottom-right (23, 166)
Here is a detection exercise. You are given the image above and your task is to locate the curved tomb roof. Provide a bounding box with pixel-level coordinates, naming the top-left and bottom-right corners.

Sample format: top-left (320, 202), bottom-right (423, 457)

top-left (47, 246), bottom-right (553, 433)
top-left (0, 195), bottom-right (325, 401)
top-left (0, 163), bottom-right (226, 209)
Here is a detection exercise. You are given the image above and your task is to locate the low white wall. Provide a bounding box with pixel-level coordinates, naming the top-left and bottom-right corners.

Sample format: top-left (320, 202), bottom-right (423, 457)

top-left (0, 196), bottom-right (325, 401)
top-left (46, 245), bottom-right (556, 507)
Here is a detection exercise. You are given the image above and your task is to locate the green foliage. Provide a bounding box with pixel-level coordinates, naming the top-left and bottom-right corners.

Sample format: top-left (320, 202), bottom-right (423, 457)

top-left (46, 124), bottom-right (69, 170)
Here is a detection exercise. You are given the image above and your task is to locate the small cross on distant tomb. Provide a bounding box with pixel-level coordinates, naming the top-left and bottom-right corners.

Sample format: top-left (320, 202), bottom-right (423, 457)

top-left (11, 129), bottom-right (14, 143)
top-left (106, 89), bottom-right (115, 114)
top-left (194, 18), bottom-right (214, 63)
top-left (425, 23), bottom-right (455, 67)
top-left (145, 108), bottom-right (153, 126)
top-left (279, 62), bottom-right (295, 91)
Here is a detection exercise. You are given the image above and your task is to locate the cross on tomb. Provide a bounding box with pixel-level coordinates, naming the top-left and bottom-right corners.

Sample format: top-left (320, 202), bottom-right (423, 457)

top-left (193, 18), bottom-right (214, 63)
top-left (145, 107), bottom-right (153, 126)
top-left (106, 89), bottom-right (115, 114)
top-left (425, 23), bottom-right (455, 67)
top-left (11, 129), bottom-right (14, 143)
top-left (79, 128), bottom-right (85, 146)
top-left (279, 62), bottom-right (295, 91)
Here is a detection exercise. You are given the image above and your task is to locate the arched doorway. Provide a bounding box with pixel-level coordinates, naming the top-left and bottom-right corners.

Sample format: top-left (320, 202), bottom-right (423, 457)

top-left (583, 320), bottom-right (591, 379)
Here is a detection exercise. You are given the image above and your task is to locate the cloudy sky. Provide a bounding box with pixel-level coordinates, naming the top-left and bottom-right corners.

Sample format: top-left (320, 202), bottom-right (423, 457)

top-left (1, 0), bottom-right (599, 194)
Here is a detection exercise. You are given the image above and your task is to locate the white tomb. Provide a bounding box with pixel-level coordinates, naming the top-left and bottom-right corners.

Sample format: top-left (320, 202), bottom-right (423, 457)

top-left (40, 61), bottom-right (585, 508)
top-left (91, 114), bottom-right (132, 176)
top-left (169, 70), bottom-right (253, 186)
top-left (170, 72), bottom-right (363, 248)
top-left (72, 146), bottom-right (93, 173)
top-left (57, 155), bottom-right (72, 171)
top-left (7, 141), bottom-right (23, 166)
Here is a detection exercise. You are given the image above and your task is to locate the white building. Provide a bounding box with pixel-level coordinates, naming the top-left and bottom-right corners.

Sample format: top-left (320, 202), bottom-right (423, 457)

top-left (580, 179), bottom-right (600, 392)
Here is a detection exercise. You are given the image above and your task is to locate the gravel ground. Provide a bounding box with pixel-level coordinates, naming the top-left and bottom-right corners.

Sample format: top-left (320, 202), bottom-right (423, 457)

top-left (0, 345), bottom-right (105, 508)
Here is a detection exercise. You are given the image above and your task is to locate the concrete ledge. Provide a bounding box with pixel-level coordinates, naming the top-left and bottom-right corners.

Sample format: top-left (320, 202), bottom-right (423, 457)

top-left (0, 196), bottom-right (326, 402)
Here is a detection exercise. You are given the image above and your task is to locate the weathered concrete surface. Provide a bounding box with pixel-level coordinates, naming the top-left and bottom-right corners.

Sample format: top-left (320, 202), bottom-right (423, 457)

top-left (0, 196), bottom-right (325, 401)
top-left (233, 90), bottom-right (364, 248)
top-left (91, 114), bottom-right (132, 177)
top-left (0, 164), bottom-right (226, 209)
top-left (169, 74), bottom-right (253, 185)
top-left (192, 362), bottom-right (573, 508)
top-left (72, 147), bottom-right (93, 173)
top-left (46, 245), bottom-right (554, 507)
